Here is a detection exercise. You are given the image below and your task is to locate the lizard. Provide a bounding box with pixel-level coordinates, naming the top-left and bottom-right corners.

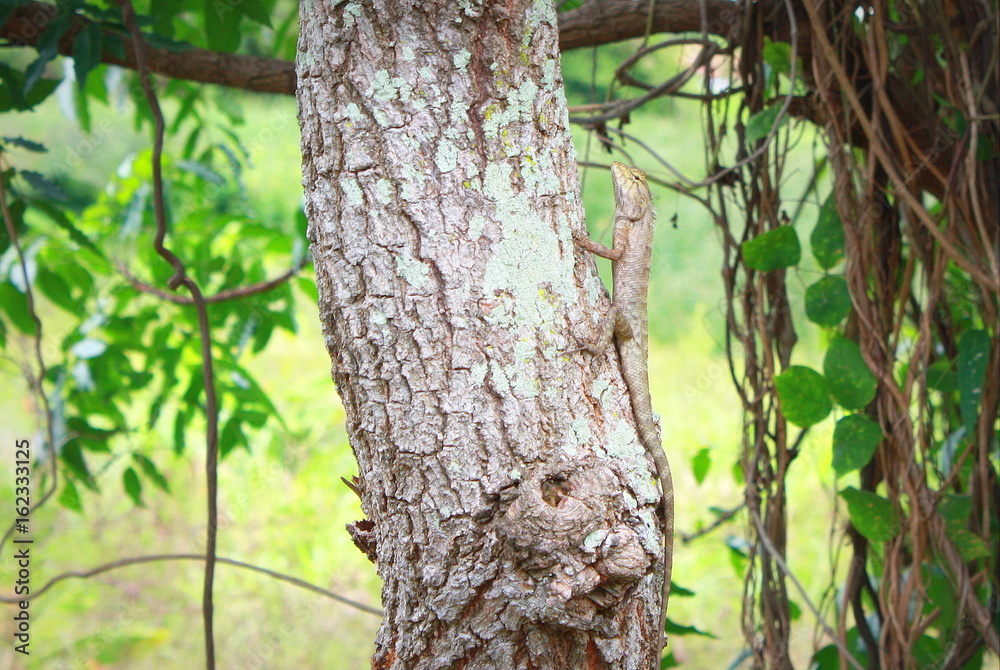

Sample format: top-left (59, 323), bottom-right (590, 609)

top-left (573, 161), bottom-right (674, 655)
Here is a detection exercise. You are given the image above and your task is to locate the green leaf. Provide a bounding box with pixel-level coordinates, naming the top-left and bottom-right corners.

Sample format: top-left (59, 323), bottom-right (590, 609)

top-left (61, 439), bottom-right (95, 489)
top-left (35, 266), bottom-right (76, 313)
top-left (956, 330), bottom-right (989, 434)
top-left (938, 495), bottom-right (991, 561)
top-left (774, 365), bottom-right (832, 427)
top-left (938, 494), bottom-right (972, 525)
top-left (0, 63), bottom-right (57, 112)
top-left (823, 336), bottom-right (877, 410)
top-left (173, 408), bottom-right (188, 455)
top-left (805, 275), bottom-right (851, 327)
top-left (23, 13), bottom-right (71, 95)
top-left (72, 22), bottom-right (103, 88)
top-left (0, 282), bottom-right (37, 335)
top-left (725, 536), bottom-right (749, 576)
top-left (927, 358), bottom-right (957, 393)
top-left (742, 226), bottom-right (801, 272)
top-left (789, 599), bottom-right (803, 621)
top-left (664, 618), bottom-right (717, 639)
top-left (832, 413), bottom-right (882, 476)
top-left (811, 192), bottom-right (845, 269)
top-left (840, 486), bottom-right (899, 543)
top-left (923, 565), bottom-right (957, 633)
top-left (745, 103), bottom-right (788, 144)
top-left (691, 447), bottom-right (711, 485)
top-left (150, 0), bottom-right (184, 37)
top-left (232, 0), bottom-right (272, 27)
top-left (66, 417), bottom-right (117, 451)
top-left (21, 78), bottom-right (59, 110)
top-left (669, 583), bottom-right (694, 598)
top-left (133, 453), bottom-right (170, 493)
top-left (203, 0), bottom-right (242, 52)
top-left (220, 415), bottom-right (247, 457)
top-left (762, 38), bottom-right (793, 76)
top-left (810, 644), bottom-right (839, 670)
top-left (59, 478), bottom-right (83, 513)
top-left (0, 195), bottom-right (24, 257)
top-left (30, 199), bottom-right (103, 256)
top-left (913, 634), bottom-right (944, 669)
top-left (810, 629), bottom-right (870, 670)
top-left (123, 467), bottom-right (144, 507)
top-left (1, 136), bottom-right (47, 153)
top-left (21, 170), bottom-right (67, 201)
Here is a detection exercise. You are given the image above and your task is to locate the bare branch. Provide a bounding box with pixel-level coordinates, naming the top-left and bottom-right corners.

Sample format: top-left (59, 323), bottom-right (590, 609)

top-left (120, 262), bottom-right (308, 305)
top-left (1, 0), bottom-right (740, 96)
top-left (0, 553), bottom-right (384, 617)
top-left (558, 0), bottom-right (740, 51)
top-left (2, 1), bottom-right (296, 94)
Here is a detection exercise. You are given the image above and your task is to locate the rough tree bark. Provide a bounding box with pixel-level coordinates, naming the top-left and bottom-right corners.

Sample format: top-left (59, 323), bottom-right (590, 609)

top-left (296, 1), bottom-right (667, 669)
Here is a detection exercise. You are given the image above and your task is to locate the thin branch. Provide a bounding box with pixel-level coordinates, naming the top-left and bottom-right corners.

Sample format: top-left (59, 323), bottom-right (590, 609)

top-left (1, 2), bottom-right (295, 94)
top-left (0, 0), bottom-right (740, 95)
top-left (749, 508), bottom-right (866, 670)
top-left (116, 2), bottom-right (221, 668)
top-left (568, 43), bottom-right (718, 127)
top-left (119, 261), bottom-right (308, 305)
top-left (0, 160), bottom-right (60, 553)
top-left (558, 0), bottom-right (739, 51)
top-left (0, 553), bottom-right (384, 617)
top-left (680, 502), bottom-right (745, 543)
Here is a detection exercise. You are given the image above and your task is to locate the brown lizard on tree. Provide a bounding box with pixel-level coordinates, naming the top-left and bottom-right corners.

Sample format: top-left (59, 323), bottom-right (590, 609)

top-left (574, 161), bottom-right (674, 656)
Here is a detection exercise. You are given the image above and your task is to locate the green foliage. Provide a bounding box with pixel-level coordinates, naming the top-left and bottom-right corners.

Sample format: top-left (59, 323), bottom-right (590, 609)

top-left (956, 329), bottom-right (989, 434)
top-left (741, 225), bottom-right (800, 272)
top-left (839, 487), bottom-right (900, 543)
top-left (823, 336), bottom-right (877, 410)
top-left (805, 275), bottom-right (851, 327)
top-left (691, 447), bottom-right (711, 485)
top-left (938, 495), bottom-right (992, 561)
top-left (745, 103), bottom-right (789, 145)
top-left (810, 193), bottom-right (845, 269)
top-left (774, 365), bottom-right (832, 427)
top-left (0, 74), bottom-right (308, 512)
top-left (832, 413), bottom-right (882, 476)
top-left (810, 628), bottom-right (870, 669)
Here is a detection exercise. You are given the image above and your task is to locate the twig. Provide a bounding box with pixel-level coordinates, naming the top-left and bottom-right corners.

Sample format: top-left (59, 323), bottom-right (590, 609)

top-left (0, 159), bottom-right (60, 552)
top-left (568, 42), bottom-right (719, 127)
top-left (680, 502), bottom-right (745, 543)
top-left (116, 2), bottom-right (221, 668)
top-left (119, 261), bottom-right (308, 305)
top-left (749, 508), bottom-right (866, 670)
top-left (0, 553), bottom-right (383, 617)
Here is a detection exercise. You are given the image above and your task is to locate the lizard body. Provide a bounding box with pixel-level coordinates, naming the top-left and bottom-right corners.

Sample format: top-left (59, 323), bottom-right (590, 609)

top-left (575, 161), bottom-right (674, 655)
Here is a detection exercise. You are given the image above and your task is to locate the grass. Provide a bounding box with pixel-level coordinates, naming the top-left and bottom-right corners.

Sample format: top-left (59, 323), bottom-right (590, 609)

top-left (0, 49), bottom-right (847, 668)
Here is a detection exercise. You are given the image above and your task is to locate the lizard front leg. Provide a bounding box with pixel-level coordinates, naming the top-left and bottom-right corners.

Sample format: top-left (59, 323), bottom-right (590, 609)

top-left (578, 305), bottom-right (634, 356)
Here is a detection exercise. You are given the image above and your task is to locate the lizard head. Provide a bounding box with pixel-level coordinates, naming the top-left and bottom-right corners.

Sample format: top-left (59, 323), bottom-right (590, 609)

top-left (610, 161), bottom-right (652, 220)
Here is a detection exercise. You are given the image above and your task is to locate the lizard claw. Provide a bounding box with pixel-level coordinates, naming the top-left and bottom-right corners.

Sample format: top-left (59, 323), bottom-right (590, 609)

top-left (562, 340), bottom-right (606, 374)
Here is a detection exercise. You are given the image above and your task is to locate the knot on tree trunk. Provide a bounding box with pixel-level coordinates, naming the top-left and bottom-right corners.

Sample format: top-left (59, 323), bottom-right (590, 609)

top-left (495, 459), bottom-right (654, 630)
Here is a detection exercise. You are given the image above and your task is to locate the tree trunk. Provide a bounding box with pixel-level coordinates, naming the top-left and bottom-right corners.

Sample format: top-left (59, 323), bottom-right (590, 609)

top-left (296, 1), bottom-right (666, 669)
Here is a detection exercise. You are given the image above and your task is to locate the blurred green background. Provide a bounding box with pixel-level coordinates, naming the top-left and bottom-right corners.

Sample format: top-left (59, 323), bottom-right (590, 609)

top-left (0, 36), bottom-right (842, 669)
